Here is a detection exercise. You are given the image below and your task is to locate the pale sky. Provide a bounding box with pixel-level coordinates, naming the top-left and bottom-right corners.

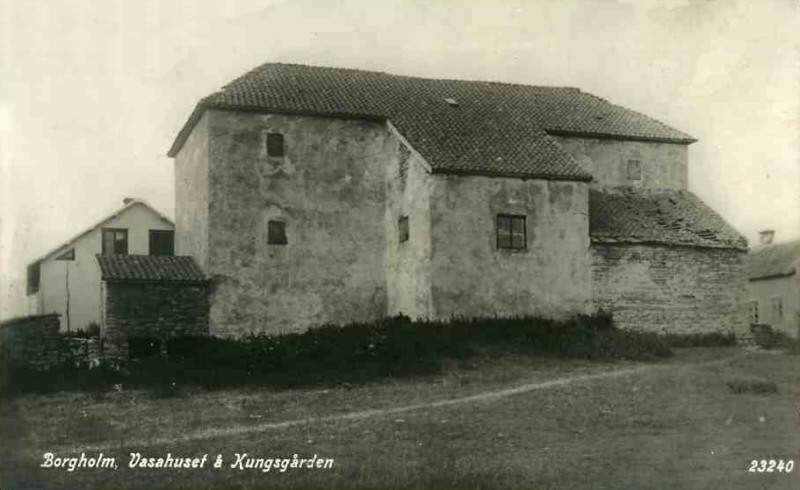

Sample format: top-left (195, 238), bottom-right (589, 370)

top-left (1, 0), bottom-right (799, 319)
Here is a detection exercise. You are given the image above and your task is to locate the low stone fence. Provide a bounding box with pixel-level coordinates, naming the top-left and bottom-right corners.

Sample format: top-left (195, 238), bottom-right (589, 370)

top-left (0, 314), bottom-right (70, 371)
top-left (65, 337), bottom-right (104, 366)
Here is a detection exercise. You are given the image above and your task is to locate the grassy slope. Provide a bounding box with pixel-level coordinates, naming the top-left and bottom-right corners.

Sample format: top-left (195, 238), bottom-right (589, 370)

top-left (1, 348), bottom-right (798, 490)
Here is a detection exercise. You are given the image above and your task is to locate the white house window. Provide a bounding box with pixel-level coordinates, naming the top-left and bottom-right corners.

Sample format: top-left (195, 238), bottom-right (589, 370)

top-left (770, 297), bottom-right (783, 324)
top-left (627, 159), bottom-right (642, 180)
top-left (266, 133), bottom-right (285, 158)
top-left (149, 230), bottom-right (175, 256)
top-left (497, 214), bottom-right (526, 250)
top-left (749, 300), bottom-right (759, 324)
top-left (102, 228), bottom-right (128, 255)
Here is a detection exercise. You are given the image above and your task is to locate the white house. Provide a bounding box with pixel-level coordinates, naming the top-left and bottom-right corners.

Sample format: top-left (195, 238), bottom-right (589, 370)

top-left (26, 198), bottom-right (175, 332)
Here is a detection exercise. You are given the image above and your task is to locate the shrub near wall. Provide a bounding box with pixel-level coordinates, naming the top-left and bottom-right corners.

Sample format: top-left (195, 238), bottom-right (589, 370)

top-left (0, 314), bottom-right (71, 371)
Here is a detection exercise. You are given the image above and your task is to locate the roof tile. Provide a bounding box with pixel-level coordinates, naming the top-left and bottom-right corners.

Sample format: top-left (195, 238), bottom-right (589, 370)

top-left (589, 188), bottom-right (747, 250)
top-left (744, 240), bottom-right (800, 280)
top-left (169, 63), bottom-right (696, 180)
top-left (96, 255), bottom-right (206, 283)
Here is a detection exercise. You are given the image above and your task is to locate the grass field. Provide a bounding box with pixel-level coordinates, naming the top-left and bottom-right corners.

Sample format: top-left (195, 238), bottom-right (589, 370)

top-left (1, 347), bottom-right (798, 489)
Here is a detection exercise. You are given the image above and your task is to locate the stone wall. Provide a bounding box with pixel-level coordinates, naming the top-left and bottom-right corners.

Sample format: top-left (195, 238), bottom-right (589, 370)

top-left (104, 282), bottom-right (209, 358)
top-left (0, 314), bottom-right (70, 370)
top-left (591, 244), bottom-right (748, 336)
top-left (428, 176), bottom-right (592, 320)
top-left (551, 135), bottom-right (688, 189)
top-left (203, 110), bottom-right (392, 336)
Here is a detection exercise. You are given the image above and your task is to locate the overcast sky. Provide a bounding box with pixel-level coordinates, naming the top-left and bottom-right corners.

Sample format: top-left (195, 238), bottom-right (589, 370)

top-left (1, 0), bottom-right (799, 319)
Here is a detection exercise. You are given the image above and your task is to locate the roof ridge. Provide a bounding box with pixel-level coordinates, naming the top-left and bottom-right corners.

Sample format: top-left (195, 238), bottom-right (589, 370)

top-left (27, 200), bottom-right (173, 267)
top-left (230, 61), bottom-right (579, 92)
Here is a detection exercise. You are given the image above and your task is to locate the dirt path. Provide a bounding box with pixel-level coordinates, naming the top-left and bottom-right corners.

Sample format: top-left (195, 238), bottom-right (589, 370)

top-left (60, 351), bottom-right (749, 454)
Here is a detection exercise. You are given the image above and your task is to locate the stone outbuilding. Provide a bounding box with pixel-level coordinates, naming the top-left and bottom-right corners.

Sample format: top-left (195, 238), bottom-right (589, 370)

top-left (167, 62), bottom-right (748, 338)
top-left (96, 254), bottom-right (208, 358)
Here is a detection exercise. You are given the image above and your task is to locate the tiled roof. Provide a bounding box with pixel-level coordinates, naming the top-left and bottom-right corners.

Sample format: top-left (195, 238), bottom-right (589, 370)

top-left (589, 188), bottom-right (747, 250)
top-left (96, 255), bottom-right (206, 283)
top-left (168, 63), bottom-right (696, 180)
top-left (744, 240), bottom-right (800, 280)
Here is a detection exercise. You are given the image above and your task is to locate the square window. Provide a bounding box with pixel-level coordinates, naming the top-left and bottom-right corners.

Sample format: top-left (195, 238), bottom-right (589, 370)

top-left (398, 216), bottom-right (409, 243)
top-left (149, 230), bottom-right (175, 256)
top-left (266, 133), bottom-right (284, 157)
top-left (497, 214), bottom-right (526, 250)
top-left (267, 220), bottom-right (287, 245)
top-left (627, 159), bottom-right (642, 180)
top-left (55, 248), bottom-right (75, 261)
top-left (102, 228), bottom-right (128, 255)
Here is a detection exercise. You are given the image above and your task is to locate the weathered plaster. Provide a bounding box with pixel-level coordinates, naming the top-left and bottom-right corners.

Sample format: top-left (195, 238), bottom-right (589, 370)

top-left (386, 141), bottom-right (434, 319)
top-left (174, 111), bottom-right (210, 270)
top-left (428, 176), bottom-right (591, 319)
top-left (591, 244), bottom-right (748, 336)
top-left (551, 136), bottom-right (689, 189)
top-left (204, 110), bottom-right (391, 336)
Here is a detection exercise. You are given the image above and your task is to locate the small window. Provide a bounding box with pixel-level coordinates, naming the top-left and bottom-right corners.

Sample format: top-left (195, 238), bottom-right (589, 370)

top-left (749, 301), bottom-right (759, 324)
top-left (55, 248), bottom-right (75, 261)
top-left (770, 297), bottom-right (783, 323)
top-left (27, 262), bottom-right (41, 295)
top-left (398, 216), bottom-right (409, 243)
top-left (627, 160), bottom-right (642, 180)
top-left (266, 133), bottom-right (284, 157)
top-left (102, 228), bottom-right (128, 255)
top-left (497, 214), bottom-right (526, 250)
top-left (268, 220), bottom-right (287, 245)
top-left (149, 230), bottom-right (175, 256)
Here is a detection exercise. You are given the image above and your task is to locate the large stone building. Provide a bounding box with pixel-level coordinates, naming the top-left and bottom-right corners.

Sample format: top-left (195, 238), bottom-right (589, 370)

top-left (168, 63), bottom-right (748, 338)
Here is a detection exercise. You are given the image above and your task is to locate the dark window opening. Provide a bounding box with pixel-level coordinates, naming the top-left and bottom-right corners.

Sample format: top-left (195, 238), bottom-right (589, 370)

top-left (55, 248), bottom-right (75, 261)
top-left (27, 262), bottom-right (41, 295)
top-left (497, 214), bottom-right (526, 250)
top-left (266, 133), bottom-right (285, 157)
top-left (102, 228), bottom-right (128, 255)
top-left (128, 337), bottom-right (161, 359)
top-left (268, 220), bottom-right (288, 245)
top-left (149, 230), bottom-right (175, 256)
top-left (749, 301), bottom-right (759, 324)
top-left (398, 216), bottom-right (409, 243)
top-left (627, 159), bottom-right (642, 180)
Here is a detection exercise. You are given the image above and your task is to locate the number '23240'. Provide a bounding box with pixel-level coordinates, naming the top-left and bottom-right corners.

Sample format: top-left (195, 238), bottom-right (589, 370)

top-left (748, 459), bottom-right (794, 473)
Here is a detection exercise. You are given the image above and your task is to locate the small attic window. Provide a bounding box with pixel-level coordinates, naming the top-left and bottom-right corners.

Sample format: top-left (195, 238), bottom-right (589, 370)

top-left (55, 248), bottom-right (75, 261)
top-left (444, 98), bottom-right (459, 107)
top-left (267, 220), bottom-right (287, 245)
top-left (266, 133), bottom-right (285, 157)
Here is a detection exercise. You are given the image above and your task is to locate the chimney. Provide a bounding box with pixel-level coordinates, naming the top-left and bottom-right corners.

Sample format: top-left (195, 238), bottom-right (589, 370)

top-left (758, 230), bottom-right (775, 245)
top-left (123, 197), bottom-right (135, 205)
